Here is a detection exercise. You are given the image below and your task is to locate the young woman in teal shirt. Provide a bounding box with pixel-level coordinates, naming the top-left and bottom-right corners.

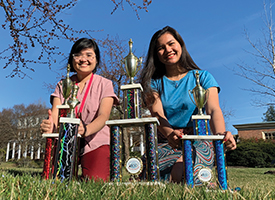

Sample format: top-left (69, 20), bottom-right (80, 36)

top-left (140, 26), bottom-right (236, 184)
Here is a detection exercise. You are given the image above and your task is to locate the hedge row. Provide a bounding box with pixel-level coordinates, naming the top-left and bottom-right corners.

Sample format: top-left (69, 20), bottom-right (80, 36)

top-left (226, 139), bottom-right (275, 167)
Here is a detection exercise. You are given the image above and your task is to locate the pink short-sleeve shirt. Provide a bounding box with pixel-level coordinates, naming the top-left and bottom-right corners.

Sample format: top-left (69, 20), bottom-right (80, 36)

top-left (51, 74), bottom-right (119, 155)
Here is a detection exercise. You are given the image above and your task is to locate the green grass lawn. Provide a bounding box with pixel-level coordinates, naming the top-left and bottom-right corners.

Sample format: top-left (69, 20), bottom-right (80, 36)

top-left (0, 163), bottom-right (275, 199)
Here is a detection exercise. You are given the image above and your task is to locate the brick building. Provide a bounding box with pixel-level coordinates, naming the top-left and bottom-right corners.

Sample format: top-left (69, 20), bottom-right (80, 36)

top-left (233, 121), bottom-right (275, 140)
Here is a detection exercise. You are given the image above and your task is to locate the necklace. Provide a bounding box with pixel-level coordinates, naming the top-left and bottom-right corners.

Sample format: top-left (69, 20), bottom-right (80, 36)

top-left (166, 72), bottom-right (186, 81)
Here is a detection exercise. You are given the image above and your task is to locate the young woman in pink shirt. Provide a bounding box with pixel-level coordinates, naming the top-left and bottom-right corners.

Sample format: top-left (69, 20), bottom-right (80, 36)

top-left (40, 38), bottom-right (119, 181)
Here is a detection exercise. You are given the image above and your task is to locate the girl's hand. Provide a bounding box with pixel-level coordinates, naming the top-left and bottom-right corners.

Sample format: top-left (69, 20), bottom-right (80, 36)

top-left (167, 129), bottom-right (183, 149)
top-left (40, 109), bottom-right (54, 134)
top-left (223, 131), bottom-right (237, 150)
top-left (78, 120), bottom-right (87, 137)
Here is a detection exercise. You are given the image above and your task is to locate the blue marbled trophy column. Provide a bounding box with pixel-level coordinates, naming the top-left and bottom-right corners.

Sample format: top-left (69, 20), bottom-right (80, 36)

top-left (214, 140), bottom-right (228, 189)
top-left (182, 139), bottom-right (194, 187)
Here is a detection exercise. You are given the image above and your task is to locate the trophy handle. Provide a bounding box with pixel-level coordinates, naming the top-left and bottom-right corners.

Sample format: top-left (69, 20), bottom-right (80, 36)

top-left (120, 59), bottom-right (128, 75)
top-left (203, 89), bottom-right (209, 107)
top-left (134, 57), bottom-right (143, 76)
top-left (188, 90), bottom-right (196, 105)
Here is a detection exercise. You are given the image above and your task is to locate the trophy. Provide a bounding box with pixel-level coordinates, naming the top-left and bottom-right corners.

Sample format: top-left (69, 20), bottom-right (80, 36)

top-left (107, 39), bottom-right (160, 183)
top-left (180, 70), bottom-right (228, 190)
top-left (53, 82), bottom-right (80, 181)
top-left (42, 64), bottom-right (72, 179)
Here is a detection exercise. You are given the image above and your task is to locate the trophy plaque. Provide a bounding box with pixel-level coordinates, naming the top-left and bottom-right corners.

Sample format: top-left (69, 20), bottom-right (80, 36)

top-left (181, 70), bottom-right (228, 190)
top-left (125, 157), bottom-right (143, 180)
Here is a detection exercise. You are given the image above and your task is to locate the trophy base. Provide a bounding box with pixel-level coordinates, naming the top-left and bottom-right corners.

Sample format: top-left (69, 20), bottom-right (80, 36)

top-left (106, 181), bottom-right (165, 188)
top-left (106, 117), bottom-right (160, 182)
top-left (181, 135), bottom-right (228, 190)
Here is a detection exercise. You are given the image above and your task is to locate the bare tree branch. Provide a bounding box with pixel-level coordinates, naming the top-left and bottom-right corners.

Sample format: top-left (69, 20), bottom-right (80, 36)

top-left (111, 0), bottom-right (152, 19)
top-left (234, 1), bottom-right (275, 106)
top-left (0, 0), bottom-right (152, 78)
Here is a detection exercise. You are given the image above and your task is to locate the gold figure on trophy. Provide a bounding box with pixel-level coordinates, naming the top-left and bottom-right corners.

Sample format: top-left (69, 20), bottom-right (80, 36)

top-left (189, 71), bottom-right (209, 115)
top-left (67, 82), bottom-right (80, 118)
top-left (61, 64), bottom-right (73, 105)
top-left (121, 39), bottom-right (142, 84)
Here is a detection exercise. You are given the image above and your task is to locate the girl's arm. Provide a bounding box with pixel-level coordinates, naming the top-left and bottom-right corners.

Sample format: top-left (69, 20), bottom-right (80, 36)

top-left (79, 97), bottom-right (114, 137)
top-left (205, 87), bottom-right (236, 150)
top-left (149, 92), bottom-right (182, 148)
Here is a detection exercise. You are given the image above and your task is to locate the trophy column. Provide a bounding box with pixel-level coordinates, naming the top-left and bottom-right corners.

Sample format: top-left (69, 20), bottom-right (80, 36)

top-left (42, 137), bottom-right (54, 179)
top-left (123, 84), bottom-right (142, 119)
top-left (182, 138), bottom-right (194, 187)
top-left (110, 125), bottom-right (122, 181)
top-left (144, 123), bottom-right (159, 181)
top-left (214, 140), bottom-right (228, 190)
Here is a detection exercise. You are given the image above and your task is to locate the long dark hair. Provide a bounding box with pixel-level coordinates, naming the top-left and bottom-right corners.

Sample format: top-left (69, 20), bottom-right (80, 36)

top-left (140, 26), bottom-right (200, 106)
top-left (68, 38), bottom-right (100, 73)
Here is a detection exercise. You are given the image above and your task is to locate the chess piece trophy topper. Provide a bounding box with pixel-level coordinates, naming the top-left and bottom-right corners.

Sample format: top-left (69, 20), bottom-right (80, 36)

top-left (121, 39), bottom-right (142, 84)
top-left (188, 71), bottom-right (209, 115)
top-left (67, 82), bottom-right (80, 118)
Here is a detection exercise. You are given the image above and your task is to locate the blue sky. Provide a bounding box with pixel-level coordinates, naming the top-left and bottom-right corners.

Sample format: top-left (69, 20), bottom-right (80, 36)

top-left (0, 0), bottom-right (271, 134)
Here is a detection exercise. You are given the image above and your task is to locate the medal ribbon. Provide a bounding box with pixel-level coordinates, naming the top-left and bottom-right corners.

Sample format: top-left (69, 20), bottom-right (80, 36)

top-left (75, 73), bottom-right (94, 118)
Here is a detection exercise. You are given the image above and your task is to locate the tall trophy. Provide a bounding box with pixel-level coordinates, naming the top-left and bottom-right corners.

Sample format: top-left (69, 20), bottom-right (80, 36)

top-left (180, 70), bottom-right (228, 190)
top-left (42, 64), bottom-right (72, 179)
top-left (107, 39), bottom-right (160, 182)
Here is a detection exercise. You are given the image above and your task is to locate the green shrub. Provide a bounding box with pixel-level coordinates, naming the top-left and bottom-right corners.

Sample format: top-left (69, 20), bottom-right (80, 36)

top-left (226, 139), bottom-right (275, 167)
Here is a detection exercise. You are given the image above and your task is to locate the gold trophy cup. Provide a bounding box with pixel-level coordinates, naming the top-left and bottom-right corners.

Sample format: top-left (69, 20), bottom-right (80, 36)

top-left (121, 39), bottom-right (142, 84)
top-left (188, 71), bottom-right (209, 115)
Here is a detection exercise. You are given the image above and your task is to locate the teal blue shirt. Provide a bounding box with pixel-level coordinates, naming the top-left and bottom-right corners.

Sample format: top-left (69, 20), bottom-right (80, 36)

top-left (151, 70), bottom-right (220, 128)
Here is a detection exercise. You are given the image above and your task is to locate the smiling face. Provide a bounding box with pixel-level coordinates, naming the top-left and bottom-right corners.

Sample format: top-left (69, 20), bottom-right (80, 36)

top-left (72, 48), bottom-right (97, 77)
top-left (156, 32), bottom-right (182, 67)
